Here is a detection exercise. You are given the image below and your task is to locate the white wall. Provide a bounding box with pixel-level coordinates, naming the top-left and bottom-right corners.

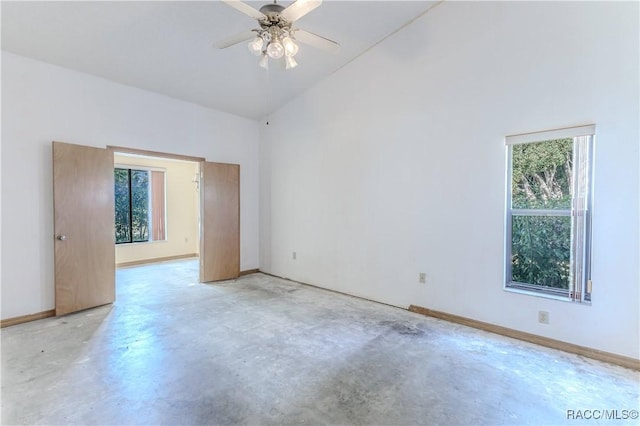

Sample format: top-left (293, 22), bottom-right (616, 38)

top-left (114, 154), bottom-right (200, 265)
top-left (260, 1), bottom-right (639, 358)
top-left (1, 51), bottom-right (260, 319)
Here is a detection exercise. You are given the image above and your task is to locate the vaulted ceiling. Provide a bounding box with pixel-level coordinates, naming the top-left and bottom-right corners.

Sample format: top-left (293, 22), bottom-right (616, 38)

top-left (2, 1), bottom-right (437, 120)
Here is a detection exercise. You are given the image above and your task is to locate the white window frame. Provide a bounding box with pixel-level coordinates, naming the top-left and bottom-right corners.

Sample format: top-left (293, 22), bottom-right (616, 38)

top-left (504, 125), bottom-right (595, 303)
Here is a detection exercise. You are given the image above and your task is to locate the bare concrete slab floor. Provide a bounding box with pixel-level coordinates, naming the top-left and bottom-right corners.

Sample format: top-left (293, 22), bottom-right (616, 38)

top-left (2, 259), bottom-right (638, 425)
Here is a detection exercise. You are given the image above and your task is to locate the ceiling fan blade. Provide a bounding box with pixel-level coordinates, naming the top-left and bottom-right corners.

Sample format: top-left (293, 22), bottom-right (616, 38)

top-left (221, 0), bottom-right (267, 21)
top-left (281, 0), bottom-right (322, 22)
top-left (214, 31), bottom-right (256, 49)
top-left (294, 29), bottom-right (340, 54)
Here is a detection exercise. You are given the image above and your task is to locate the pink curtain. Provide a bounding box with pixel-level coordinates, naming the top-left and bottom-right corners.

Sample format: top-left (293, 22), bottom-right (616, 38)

top-left (151, 171), bottom-right (166, 241)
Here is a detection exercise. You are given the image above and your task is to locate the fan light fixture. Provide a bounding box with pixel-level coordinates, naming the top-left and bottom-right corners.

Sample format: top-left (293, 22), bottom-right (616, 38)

top-left (248, 28), bottom-right (299, 66)
top-left (216, 0), bottom-right (340, 71)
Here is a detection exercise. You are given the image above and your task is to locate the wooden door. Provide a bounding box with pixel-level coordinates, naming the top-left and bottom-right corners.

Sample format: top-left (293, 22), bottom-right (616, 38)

top-left (53, 141), bottom-right (115, 316)
top-left (200, 161), bottom-right (240, 282)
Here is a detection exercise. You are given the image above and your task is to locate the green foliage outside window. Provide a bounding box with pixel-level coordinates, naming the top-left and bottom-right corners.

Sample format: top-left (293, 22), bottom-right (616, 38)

top-left (114, 169), bottom-right (131, 243)
top-left (115, 168), bottom-right (149, 244)
top-left (510, 139), bottom-right (573, 290)
top-left (511, 215), bottom-right (571, 289)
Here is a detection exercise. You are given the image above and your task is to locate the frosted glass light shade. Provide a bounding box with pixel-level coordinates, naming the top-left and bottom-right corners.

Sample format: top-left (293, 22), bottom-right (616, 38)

top-left (259, 53), bottom-right (269, 69)
top-left (285, 55), bottom-right (298, 70)
top-left (282, 37), bottom-right (299, 57)
top-left (266, 41), bottom-right (284, 59)
top-left (247, 37), bottom-right (264, 56)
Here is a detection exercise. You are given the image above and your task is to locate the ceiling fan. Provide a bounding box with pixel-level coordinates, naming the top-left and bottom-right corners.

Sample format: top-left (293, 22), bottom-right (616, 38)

top-left (215, 0), bottom-right (340, 70)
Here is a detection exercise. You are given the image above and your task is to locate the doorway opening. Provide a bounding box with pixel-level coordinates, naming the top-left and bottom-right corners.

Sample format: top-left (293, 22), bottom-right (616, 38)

top-left (113, 151), bottom-right (201, 272)
top-left (52, 141), bottom-right (240, 317)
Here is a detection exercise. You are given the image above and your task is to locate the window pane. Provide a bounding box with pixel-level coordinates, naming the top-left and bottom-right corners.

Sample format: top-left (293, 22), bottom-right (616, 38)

top-left (512, 138), bottom-right (573, 209)
top-left (114, 168), bottom-right (131, 243)
top-left (130, 170), bottom-right (149, 242)
top-left (511, 215), bottom-right (571, 289)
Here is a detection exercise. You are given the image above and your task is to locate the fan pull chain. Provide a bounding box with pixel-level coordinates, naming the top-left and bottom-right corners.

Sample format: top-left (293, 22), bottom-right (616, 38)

top-left (265, 65), bottom-right (270, 125)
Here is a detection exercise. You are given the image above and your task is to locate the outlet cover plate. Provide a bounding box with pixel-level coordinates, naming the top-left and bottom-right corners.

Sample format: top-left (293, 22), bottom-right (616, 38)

top-left (538, 311), bottom-right (549, 324)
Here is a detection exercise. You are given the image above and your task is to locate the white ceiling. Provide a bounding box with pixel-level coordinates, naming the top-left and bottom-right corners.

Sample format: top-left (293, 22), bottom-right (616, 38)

top-left (1, 1), bottom-right (436, 120)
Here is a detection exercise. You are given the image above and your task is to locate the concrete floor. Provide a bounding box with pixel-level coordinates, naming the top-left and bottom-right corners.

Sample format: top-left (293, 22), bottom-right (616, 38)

top-left (1, 259), bottom-right (638, 425)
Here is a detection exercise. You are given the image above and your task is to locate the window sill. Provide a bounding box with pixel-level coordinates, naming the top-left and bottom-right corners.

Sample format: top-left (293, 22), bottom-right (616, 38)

top-left (504, 286), bottom-right (591, 305)
top-left (115, 240), bottom-right (168, 246)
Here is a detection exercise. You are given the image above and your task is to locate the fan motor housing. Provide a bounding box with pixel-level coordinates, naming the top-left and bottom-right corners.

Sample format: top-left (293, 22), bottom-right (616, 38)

top-left (259, 3), bottom-right (285, 15)
top-left (259, 3), bottom-right (292, 28)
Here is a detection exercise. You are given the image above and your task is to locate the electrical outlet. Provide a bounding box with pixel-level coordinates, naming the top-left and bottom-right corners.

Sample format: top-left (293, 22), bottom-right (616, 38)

top-left (419, 273), bottom-right (426, 284)
top-left (538, 311), bottom-right (549, 324)
top-left (292, 251), bottom-right (297, 260)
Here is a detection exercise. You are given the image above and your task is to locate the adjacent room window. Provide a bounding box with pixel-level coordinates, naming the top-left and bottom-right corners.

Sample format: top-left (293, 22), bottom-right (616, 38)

top-left (114, 167), bottom-right (166, 244)
top-left (505, 125), bottom-right (594, 302)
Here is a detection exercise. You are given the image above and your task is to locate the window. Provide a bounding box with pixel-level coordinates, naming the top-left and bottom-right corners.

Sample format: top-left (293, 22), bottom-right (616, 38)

top-left (114, 167), bottom-right (166, 244)
top-left (505, 125), bottom-right (594, 302)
